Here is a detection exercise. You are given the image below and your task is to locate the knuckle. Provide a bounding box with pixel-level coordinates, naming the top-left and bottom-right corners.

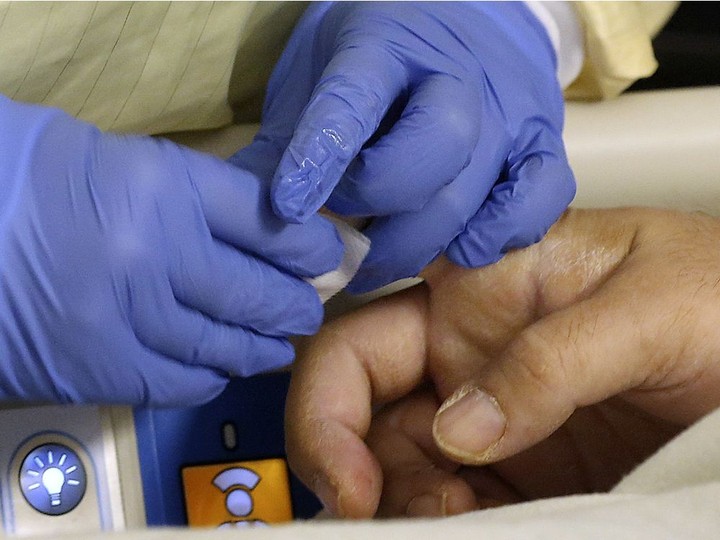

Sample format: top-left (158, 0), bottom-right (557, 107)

top-left (108, 227), bottom-right (158, 270)
top-left (428, 103), bottom-right (477, 155)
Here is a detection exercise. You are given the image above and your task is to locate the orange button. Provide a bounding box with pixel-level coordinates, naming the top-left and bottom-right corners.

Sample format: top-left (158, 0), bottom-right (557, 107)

top-left (182, 459), bottom-right (293, 528)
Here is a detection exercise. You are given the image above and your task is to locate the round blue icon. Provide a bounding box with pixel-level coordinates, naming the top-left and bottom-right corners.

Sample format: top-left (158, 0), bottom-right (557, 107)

top-left (19, 443), bottom-right (87, 515)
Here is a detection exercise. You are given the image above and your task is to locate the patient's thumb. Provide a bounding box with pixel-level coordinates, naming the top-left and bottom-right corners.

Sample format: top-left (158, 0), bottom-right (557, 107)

top-left (432, 299), bottom-right (647, 465)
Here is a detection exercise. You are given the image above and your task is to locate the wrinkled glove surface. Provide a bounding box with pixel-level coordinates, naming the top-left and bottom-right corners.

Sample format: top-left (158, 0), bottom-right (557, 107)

top-left (0, 96), bottom-right (342, 405)
top-left (233, 1), bottom-right (575, 292)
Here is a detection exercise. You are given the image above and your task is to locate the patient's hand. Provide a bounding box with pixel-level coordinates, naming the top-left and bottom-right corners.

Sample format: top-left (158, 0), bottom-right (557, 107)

top-left (286, 208), bottom-right (720, 518)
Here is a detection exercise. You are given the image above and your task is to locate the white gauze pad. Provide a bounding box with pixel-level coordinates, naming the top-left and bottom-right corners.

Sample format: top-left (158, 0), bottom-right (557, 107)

top-left (307, 216), bottom-right (371, 303)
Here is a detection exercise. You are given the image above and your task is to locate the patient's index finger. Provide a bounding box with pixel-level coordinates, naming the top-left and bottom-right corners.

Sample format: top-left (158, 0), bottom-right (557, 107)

top-left (285, 285), bottom-right (430, 518)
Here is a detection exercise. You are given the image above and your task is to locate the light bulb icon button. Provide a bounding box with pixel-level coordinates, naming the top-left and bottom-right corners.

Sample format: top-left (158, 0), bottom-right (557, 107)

top-left (19, 443), bottom-right (87, 515)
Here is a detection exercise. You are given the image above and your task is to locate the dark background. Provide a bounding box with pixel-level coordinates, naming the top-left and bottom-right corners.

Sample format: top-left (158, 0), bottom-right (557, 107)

top-left (629, 2), bottom-right (720, 91)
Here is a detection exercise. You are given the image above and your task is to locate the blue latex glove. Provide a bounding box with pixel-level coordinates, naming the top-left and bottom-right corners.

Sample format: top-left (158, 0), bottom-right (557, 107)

top-left (240, 1), bottom-right (575, 292)
top-left (0, 96), bottom-right (343, 406)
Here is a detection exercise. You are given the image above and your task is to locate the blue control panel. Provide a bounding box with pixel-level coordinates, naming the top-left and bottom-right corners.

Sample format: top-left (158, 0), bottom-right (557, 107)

top-left (134, 372), bottom-right (321, 526)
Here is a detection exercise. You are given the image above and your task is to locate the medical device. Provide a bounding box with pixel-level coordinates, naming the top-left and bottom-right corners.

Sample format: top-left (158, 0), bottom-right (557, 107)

top-left (0, 373), bottom-right (319, 535)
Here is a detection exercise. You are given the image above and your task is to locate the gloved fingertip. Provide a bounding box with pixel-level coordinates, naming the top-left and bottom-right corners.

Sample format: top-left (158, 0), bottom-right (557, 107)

top-left (346, 253), bottom-right (427, 294)
top-left (345, 269), bottom-right (391, 295)
top-left (446, 242), bottom-right (504, 270)
top-left (154, 370), bottom-right (230, 407)
top-left (271, 191), bottom-right (312, 224)
top-left (272, 160), bottom-right (329, 223)
top-left (286, 290), bottom-right (324, 336)
top-left (308, 240), bottom-right (345, 278)
top-left (190, 375), bottom-right (230, 406)
top-left (266, 340), bottom-right (296, 370)
top-left (237, 338), bottom-right (295, 377)
top-left (345, 270), bottom-right (386, 294)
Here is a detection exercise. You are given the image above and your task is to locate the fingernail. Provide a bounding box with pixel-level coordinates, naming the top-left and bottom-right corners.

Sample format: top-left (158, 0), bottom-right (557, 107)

top-left (433, 386), bottom-right (506, 463)
top-left (314, 477), bottom-right (341, 517)
top-left (406, 493), bottom-right (446, 518)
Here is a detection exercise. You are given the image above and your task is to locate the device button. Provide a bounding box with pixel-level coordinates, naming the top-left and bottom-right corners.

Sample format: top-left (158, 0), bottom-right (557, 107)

top-left (19, 443), bottom-right (87, 516)
top-left (182, 458), bottom-right (292, 527)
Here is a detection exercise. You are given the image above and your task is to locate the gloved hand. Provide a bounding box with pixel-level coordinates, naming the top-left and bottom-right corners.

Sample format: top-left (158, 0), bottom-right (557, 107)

top-left (0, 96), bottom-right (343, 406)
top-left (234, 1), bottom-right (575, 292)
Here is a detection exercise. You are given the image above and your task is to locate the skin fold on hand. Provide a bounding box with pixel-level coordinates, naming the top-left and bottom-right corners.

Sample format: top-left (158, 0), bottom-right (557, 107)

top-left (285, 207), bottom-right (720, 519)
